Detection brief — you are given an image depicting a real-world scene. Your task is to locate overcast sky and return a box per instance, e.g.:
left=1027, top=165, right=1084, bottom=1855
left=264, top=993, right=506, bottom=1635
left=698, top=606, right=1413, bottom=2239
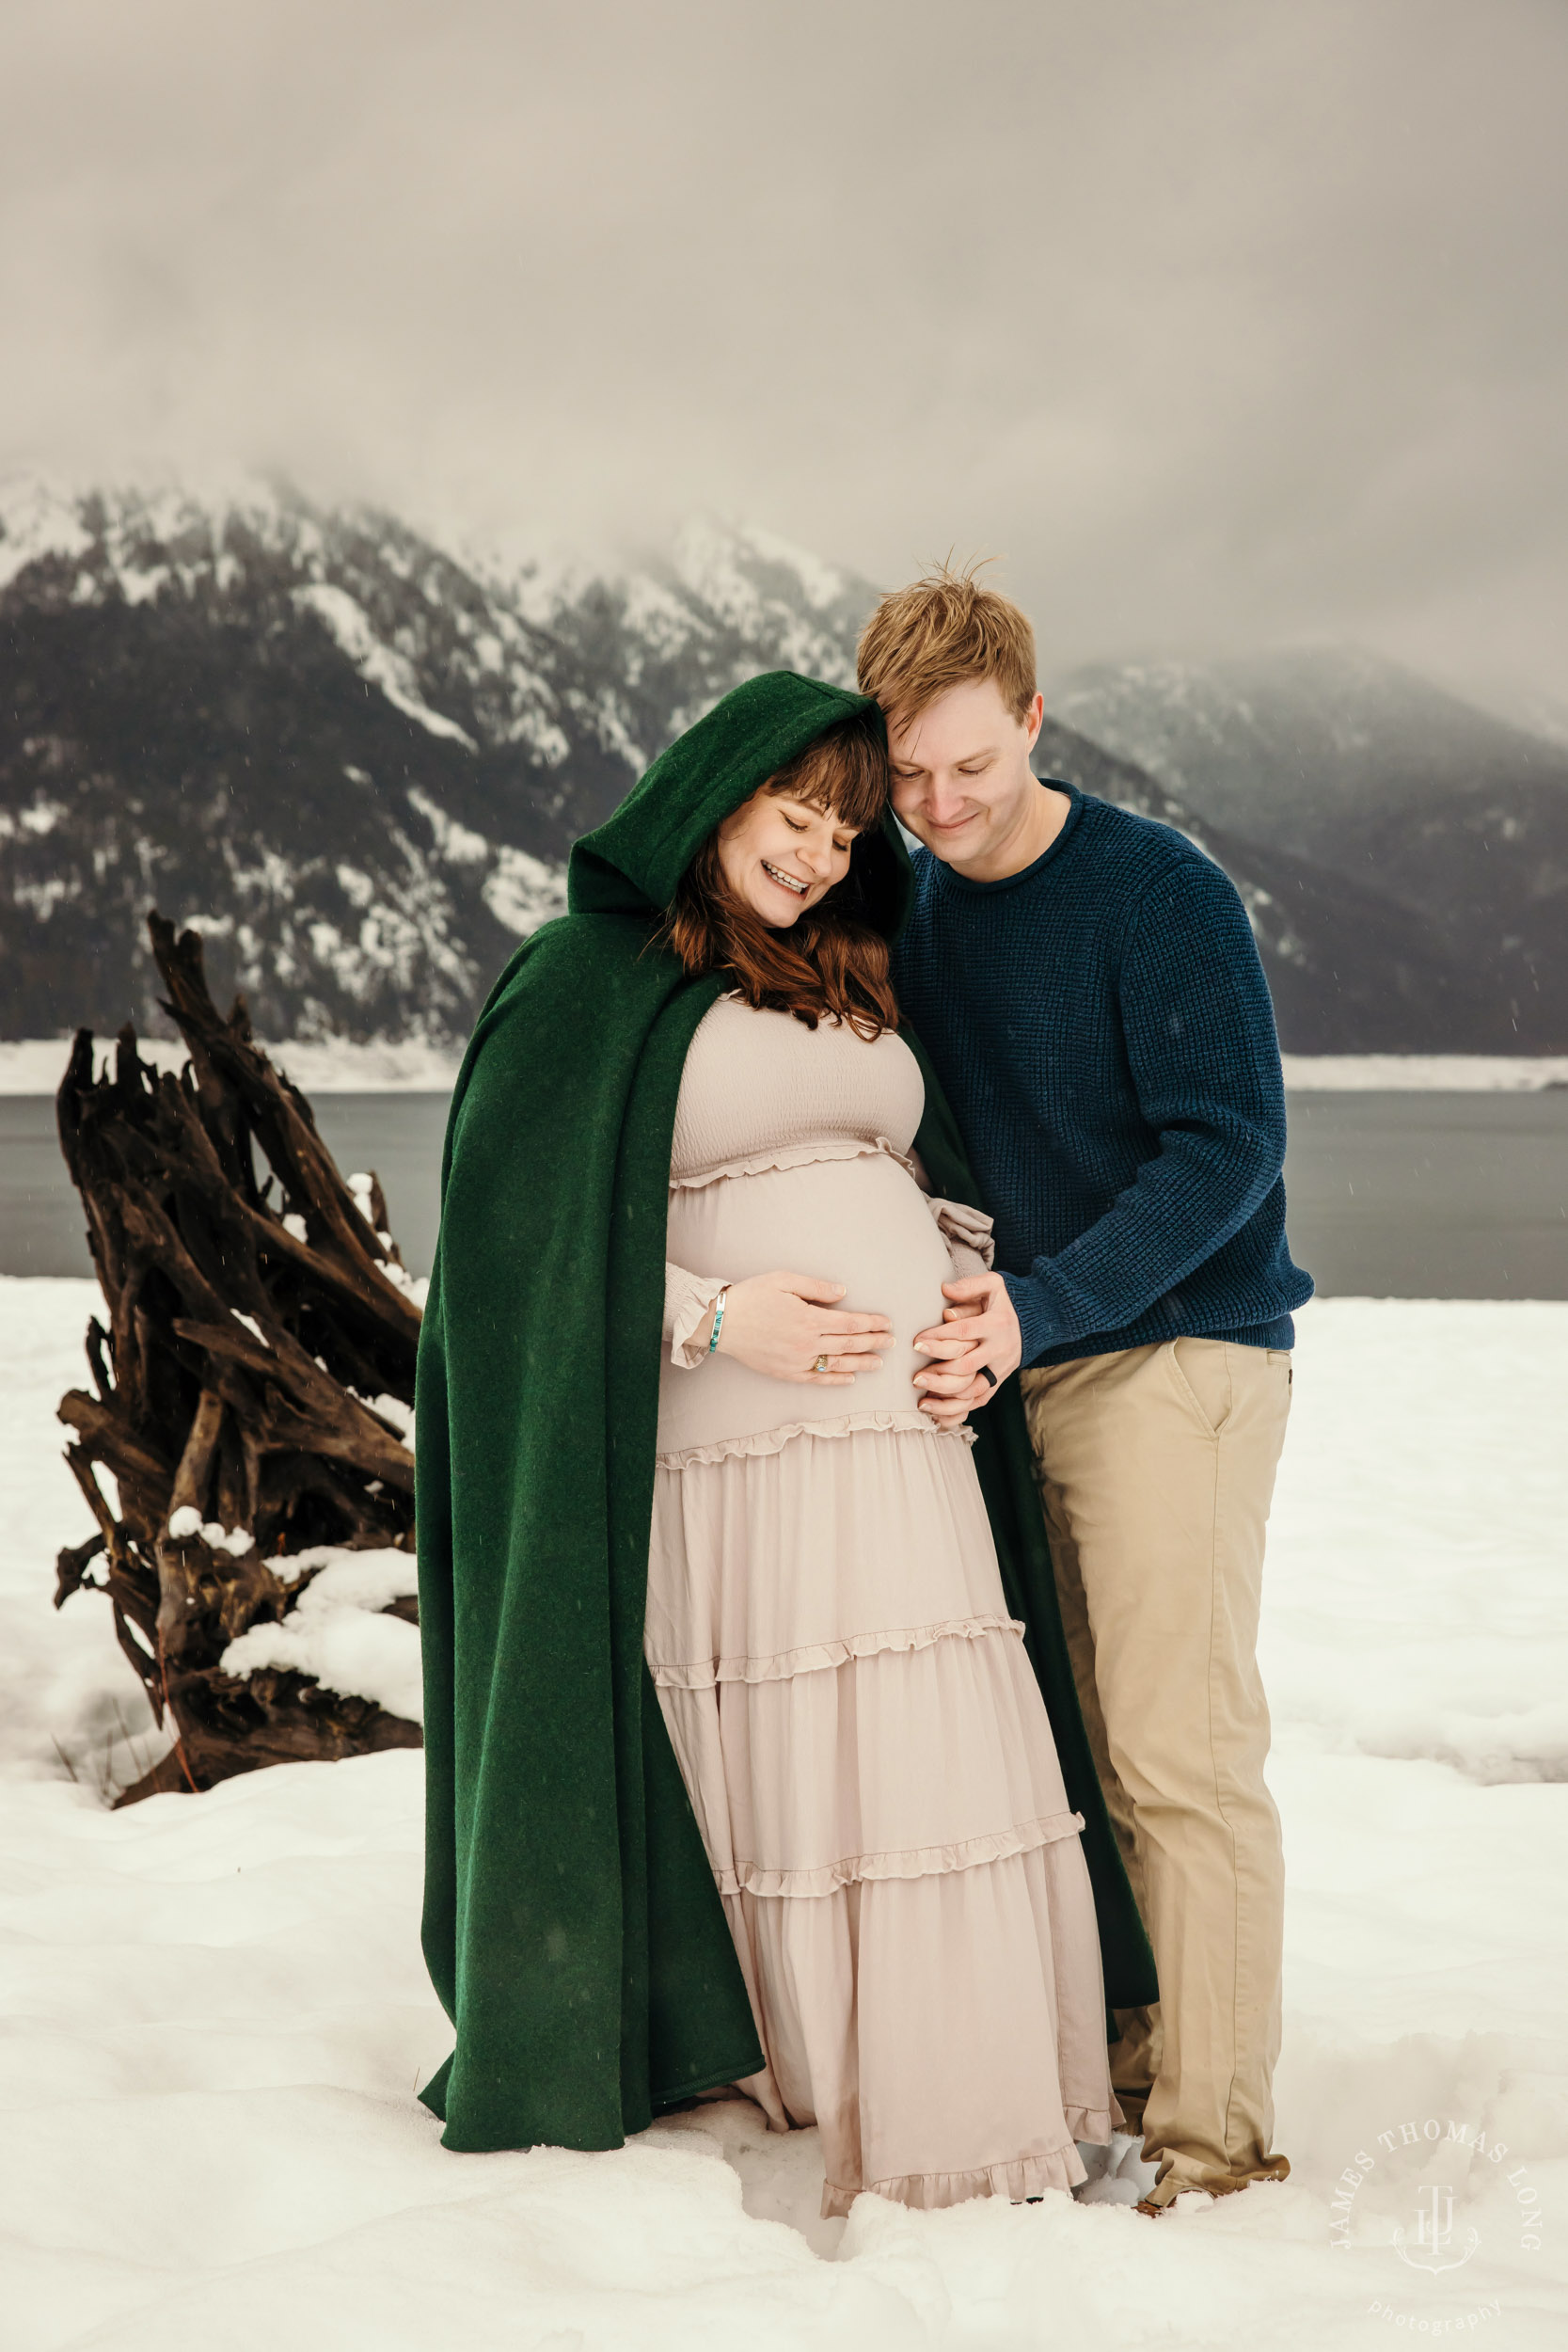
left=2, top=0, right=1566, bottom=702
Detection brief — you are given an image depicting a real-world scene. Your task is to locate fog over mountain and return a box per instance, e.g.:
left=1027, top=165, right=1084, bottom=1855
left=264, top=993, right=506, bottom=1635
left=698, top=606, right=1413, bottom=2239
left=2, top=478, right=1564, bottom=1055
left=1049, top=655, right=1568, bottom=1052
left=1, top=3, right=1564, bottom=707
left=1050, top=652, right=1568, bottom=869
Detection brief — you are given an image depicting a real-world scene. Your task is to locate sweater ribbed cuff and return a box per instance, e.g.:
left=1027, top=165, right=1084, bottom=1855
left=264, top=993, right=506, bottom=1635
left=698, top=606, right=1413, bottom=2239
left=1000, top=1270, right=1063, bottom=1369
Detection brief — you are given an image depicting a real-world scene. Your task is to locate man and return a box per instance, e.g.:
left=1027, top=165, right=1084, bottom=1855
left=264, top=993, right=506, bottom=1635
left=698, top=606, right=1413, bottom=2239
left=859, top=564, right=1312, bottom=2213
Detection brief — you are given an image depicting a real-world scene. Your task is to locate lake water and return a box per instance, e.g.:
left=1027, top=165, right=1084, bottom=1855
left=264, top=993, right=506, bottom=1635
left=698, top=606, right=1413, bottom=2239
left=5, top=1089, right=1566, bottom=1298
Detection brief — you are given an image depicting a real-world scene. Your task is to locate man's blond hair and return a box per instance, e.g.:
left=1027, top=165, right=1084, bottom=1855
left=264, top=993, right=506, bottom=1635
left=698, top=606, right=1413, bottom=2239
left=856, top=561, right=1037, bottom=726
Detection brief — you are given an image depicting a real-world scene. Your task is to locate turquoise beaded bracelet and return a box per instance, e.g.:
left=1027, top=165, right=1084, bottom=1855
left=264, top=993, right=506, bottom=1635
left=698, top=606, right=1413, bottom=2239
left=707, top=1283, right=731, bottom=1356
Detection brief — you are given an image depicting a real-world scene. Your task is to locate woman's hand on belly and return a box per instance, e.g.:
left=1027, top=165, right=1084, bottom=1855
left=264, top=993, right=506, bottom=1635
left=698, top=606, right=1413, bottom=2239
left=712, top=1272, right=893, bottom=1388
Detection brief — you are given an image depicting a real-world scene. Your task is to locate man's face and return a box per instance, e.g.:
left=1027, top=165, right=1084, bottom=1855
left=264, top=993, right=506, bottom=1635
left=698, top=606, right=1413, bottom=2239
left=887, top=679, right=1046, bottom=870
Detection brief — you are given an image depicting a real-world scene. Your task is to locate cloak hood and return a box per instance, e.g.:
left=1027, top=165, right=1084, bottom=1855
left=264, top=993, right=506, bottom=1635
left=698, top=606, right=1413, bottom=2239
left=567, top=668, right=908, bottom=935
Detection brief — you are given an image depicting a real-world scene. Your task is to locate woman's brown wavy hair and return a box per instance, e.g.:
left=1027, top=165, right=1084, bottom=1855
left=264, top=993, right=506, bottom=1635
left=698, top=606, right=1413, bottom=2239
left=660, top=708, right=899, bottom=1039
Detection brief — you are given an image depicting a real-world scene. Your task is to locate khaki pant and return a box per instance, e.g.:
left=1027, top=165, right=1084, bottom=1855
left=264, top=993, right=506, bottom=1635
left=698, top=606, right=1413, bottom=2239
left=1020, top=1337, right=1292, bottom=2204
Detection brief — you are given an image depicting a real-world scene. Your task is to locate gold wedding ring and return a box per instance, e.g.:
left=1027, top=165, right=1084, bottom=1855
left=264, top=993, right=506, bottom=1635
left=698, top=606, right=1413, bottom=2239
left=813, top=1353, right=830, bottom=1373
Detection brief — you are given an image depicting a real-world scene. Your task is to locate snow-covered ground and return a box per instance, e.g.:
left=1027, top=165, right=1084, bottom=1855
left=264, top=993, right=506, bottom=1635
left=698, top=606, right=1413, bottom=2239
left=6, top=1040, right=1568, bottom=1097
left=1278, top=1056, right=1568, bottom=1092
left=2, top=1279, right=1565, bottom=2349
left=0, top=1038, right=465, bottom=1096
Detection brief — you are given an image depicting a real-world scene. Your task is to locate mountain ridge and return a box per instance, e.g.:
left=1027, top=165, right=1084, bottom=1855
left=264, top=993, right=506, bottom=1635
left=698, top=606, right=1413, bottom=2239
left=3, top=477, right=1563, bottom=1052
left=1047, top=647, right=1568, bottom=1050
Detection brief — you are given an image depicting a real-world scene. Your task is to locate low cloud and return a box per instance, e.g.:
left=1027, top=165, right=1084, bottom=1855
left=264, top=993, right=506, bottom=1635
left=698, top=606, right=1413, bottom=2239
left=2, top=0, right=1565, bottom=699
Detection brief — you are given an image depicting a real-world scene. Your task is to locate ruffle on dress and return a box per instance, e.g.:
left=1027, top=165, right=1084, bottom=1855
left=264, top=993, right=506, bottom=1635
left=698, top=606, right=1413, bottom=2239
left=707, top=1812, right=1086, bottom=1901
left=671, top=1134, right=920, bottom=1191
left=822, top=2116, right=1121, bottom=2220
left=664, top=1262, right=727, bottom=1371
left=923, top=1191, right=995, bottom=1271
left=648, top=1606, right=1027, bottom=1691
left=656, top=1407, right=975, bottom=1470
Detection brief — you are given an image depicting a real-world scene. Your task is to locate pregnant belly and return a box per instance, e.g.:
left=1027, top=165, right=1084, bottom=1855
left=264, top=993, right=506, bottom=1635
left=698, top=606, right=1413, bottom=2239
left=657, top=1152, right=957, bottom=1461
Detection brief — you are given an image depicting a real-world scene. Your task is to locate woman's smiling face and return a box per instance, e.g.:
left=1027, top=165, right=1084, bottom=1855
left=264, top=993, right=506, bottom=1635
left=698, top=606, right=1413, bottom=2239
left=715, top=788, right=860, bottom=927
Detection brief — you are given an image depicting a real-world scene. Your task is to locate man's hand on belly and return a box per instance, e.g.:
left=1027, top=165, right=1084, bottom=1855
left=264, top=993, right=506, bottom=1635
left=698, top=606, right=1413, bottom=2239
left=912, top=1274, right=1023, bottom=1424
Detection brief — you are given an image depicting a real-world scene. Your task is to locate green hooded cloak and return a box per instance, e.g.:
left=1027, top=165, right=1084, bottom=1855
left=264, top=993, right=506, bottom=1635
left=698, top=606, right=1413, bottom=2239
left=416, top=669, right=1155, bottom=2156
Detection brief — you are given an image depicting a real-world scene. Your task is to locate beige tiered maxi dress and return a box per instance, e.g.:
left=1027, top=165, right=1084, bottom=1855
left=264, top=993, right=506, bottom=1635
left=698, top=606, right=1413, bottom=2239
left=649, top=997, right=1118, bottom=2217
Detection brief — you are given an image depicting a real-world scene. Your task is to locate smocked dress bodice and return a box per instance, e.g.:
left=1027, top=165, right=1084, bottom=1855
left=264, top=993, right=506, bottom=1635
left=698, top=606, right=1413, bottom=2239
left=670, top=990, right=926, bottom=1178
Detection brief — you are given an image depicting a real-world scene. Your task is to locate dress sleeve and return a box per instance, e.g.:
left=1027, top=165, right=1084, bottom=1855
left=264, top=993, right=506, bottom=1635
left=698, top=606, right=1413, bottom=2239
left=664, top=1261, right=727, bottom=1370
left=924, top=1195, right=996, bottom=1280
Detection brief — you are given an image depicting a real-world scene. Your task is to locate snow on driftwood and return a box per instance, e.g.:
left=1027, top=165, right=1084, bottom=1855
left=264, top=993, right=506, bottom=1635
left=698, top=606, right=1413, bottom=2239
left=223, top=1547, right=423, bottom=1727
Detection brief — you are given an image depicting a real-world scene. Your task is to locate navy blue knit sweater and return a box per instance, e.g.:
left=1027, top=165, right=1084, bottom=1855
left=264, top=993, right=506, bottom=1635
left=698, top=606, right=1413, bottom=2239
left=894, top=784, right=1313, bottom=1369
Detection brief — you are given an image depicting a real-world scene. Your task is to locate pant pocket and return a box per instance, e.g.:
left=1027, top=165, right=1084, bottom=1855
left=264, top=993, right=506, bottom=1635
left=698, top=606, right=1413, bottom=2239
left=1167, top=1337, right=1233, bottom=1438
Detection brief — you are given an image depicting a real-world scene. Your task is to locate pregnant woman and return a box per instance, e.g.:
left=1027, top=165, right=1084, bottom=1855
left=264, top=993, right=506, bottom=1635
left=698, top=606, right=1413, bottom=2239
left=416, top=672, right=1154, bottom=2214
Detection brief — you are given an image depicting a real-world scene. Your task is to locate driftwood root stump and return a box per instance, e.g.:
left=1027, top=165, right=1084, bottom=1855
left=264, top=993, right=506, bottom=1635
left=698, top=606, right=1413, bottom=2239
left=55, top=913, right=425, bottom=1804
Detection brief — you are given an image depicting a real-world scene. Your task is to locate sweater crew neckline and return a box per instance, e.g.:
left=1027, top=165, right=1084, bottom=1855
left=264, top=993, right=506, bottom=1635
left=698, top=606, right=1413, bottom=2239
left=927, top=781, right=1085, bottom=897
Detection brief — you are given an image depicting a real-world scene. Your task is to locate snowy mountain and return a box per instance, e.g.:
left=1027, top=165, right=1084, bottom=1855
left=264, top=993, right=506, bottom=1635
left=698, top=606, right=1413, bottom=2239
left=2, top=481, right=1563, bottom=1052
left=1049, top=651, right=1568, bottom=1049
left=0, top=478, right=864, bottom=1042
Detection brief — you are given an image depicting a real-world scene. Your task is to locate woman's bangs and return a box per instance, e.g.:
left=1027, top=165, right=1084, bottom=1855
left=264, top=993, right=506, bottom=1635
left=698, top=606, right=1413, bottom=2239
left=768, top=719, right=889, bottom=834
